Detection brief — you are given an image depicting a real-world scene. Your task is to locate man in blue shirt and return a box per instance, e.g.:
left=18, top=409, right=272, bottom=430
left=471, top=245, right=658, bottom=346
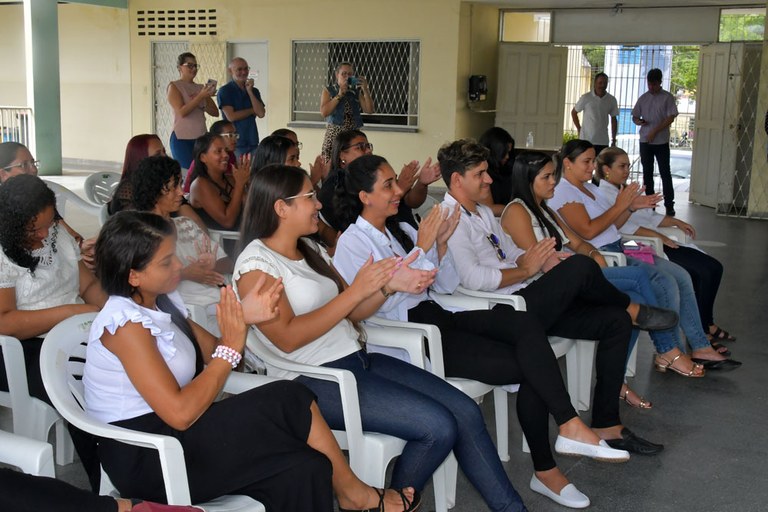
left=217, top=57, right=266, bottom=157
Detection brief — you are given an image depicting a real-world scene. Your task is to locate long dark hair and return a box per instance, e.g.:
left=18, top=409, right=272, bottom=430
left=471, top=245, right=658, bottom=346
left=131, top=156, right=182, bottom=212
left=510, top=151, right=564, bottom=250
left=335, top=155, right=414, bottom=253
left=0, top=174, right=57, bottom=272
left=240, top=164, right=345, bottom=294
left=479, top=127, right=515, bottom=175
left=95, top=211, right=203, bottom=375
left=250, top=135, right=294, bottom=177
left=190, top=133, right=221, bottom=183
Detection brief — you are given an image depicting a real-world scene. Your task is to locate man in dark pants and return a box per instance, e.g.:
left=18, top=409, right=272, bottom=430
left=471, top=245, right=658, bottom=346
left=632, top=68, right=679, bottom=216
left=437, top=139, right=672, bottom=459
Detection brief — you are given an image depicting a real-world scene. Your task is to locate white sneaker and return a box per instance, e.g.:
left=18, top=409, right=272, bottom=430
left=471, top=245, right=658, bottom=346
left=530, top=474, right=590, bottom=509
left=555, top=435, right=630, bottom=462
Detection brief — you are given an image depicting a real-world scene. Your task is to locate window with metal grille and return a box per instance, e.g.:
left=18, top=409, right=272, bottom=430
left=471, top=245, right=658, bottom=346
left=291, top=40, right=420, bottom=130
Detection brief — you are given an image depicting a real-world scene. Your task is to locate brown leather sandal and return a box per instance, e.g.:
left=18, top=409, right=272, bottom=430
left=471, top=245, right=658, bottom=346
left=620, top=387, right=653, bottom=409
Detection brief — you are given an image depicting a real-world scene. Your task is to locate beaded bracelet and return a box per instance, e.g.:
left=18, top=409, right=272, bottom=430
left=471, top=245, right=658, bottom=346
left=211, top=344, right=242, bottom=369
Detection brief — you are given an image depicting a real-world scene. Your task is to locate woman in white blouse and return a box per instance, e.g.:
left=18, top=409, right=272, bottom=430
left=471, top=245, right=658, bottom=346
left=85, top=210, right=417, bottom=512
left=331, top=155, right=649, bottom=509
left=593, top=147, right=737, bottom=359
left=0, top=174, right=105, bottom=403
left=234, top=163, right=554, bottom=512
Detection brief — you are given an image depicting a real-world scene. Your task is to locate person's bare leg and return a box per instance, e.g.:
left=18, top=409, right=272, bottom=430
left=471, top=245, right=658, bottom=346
left=656, top=347, right=705, bottom=375
left=305, top=402, right=414, bottom=511
left=558, top=416, right=602, bottom=445
left=690, top=345, right=727, bottom=361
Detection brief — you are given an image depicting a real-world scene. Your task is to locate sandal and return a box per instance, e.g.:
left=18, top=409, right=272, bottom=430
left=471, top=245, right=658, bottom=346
left=339, top=488, right=421, bottom=512
left=707, top=338, right=732, bottom=356
left=620, top=386, right=653, bottom=409
left=654, top=353, right=705, bottom=378
left=709, top=325, right=736, bottom=342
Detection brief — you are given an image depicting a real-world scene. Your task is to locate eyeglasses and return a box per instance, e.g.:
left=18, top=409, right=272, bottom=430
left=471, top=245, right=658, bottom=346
left=486, top=233, right=507, bottom=261
left=182, top=63, right=199, bottom=70
left=342, top=142, right=373, bottom=152
left=294, top=141, right=303, bottom=150
left=220, top=133, right=240, bottom=140
left=2, top=159, right=40, bottom=172
left=234, top=66, right=251, bottom=72
left=284, top=190, right=316, bottom=201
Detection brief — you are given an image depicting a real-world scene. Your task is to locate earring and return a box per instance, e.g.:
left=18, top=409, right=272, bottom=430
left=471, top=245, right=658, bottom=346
left=605, top=172, right=610, bottom=180
left=341, top=159, right=346, bottom=164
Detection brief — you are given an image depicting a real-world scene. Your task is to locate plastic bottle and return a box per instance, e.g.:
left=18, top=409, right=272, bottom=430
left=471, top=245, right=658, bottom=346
left=526, top=131, right=535, bottom=148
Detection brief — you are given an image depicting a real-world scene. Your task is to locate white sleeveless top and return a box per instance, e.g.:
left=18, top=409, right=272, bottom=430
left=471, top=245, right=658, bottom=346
left=233, top=239, right=360, bottom=380
left=502, top=198, right=571, bottom=246
left=84, top=292, right=197, bottom=424
left=549, top=179, right=621, bottom=249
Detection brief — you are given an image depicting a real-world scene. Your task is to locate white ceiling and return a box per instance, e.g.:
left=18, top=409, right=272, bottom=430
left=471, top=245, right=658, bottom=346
left=473, top=0, right=765, bottom=8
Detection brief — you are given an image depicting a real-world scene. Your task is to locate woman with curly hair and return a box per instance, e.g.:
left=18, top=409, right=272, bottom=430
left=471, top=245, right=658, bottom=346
left=0, top=175, right=106, bottom=402
left=132, top=155, right=230, bottom=332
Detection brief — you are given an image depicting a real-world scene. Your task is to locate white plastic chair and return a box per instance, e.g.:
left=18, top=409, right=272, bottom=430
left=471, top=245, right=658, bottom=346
left=246, top=328, right=452, bottom=512
left=40, top=313, right=267, bottom=512
left=0, top=335, right=74, bottom=466
left=621, top=234, right=668, bottom=260
left=43, top=180, right=102, bottom=219
left=0, top=429, right=56, bottom=477
left=84, top=172, right=121, bottom=205
left=656, top=226, right=692, bottom=244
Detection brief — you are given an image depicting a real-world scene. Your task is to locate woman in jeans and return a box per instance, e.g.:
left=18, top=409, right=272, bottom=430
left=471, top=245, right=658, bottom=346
left=550, top=140, right=740, bottom=375
left=234, top=164, right=535, bottom=512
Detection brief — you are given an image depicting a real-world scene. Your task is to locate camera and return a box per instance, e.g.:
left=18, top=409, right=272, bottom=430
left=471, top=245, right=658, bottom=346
left=348, top=76, right=359, bottom=89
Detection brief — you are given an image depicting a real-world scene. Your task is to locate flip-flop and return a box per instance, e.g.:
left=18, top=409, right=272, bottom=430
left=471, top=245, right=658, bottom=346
left=709, top=326, right=736, bottom=342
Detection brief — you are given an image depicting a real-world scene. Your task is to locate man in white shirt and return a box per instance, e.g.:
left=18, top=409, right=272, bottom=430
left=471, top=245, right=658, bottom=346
left=571, top=73, right=619, bottom=156
left=437, top=138, right=671, bottom=455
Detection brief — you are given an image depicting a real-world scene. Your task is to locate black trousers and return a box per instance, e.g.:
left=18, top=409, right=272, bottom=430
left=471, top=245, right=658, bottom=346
left=663, top=245, right=723, bottom=329
left=514, top=255, right=632, bottom=430
left=640, top=142, right=674, bottom=209
left=408, top=300, right=578, bottom=472
left=99, top=381, right=333, bottom=512
left=0, top=468, right=116, bottom=512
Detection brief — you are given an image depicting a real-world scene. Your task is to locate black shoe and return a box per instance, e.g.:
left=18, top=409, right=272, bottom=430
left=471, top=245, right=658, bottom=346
left=605, top=428, right=664, bottom=455
left=634, top=304, right=678, bottom=331
left=666, top=207, right=676, bottom=216
left=691, top=358, right=742, bottom=371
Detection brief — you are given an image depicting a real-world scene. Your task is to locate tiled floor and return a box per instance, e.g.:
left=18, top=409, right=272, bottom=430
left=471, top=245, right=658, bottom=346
left=2, top=176, right=766, bottom=511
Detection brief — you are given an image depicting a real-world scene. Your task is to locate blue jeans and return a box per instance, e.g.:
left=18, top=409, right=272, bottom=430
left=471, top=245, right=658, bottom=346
left=169, top=132, right=195, bottom=169
left=297, top=351, right=527, bottom=512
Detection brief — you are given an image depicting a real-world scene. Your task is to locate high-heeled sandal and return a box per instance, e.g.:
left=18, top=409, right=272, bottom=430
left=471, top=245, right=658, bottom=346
left=654, top=353, right=705, bottom=378
left=339, top=488, right=421, bottom=512
left=620, top=387, right=653, bottom=409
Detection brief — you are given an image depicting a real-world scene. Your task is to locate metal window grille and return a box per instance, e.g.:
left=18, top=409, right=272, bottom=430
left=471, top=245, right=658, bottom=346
left=292, top=40, right=420, bottom=128
left=0, top=106, right=34, bottom=154
left=136, top=8, right=218, bottom=37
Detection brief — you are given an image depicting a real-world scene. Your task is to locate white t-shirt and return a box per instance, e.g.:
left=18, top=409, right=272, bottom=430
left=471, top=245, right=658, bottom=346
left=84, top=292, right=197, bottom=424
left=0, top=225, right=83, bottom=311
left=573, top=91, right=619, bottom=146
left=333, top=216, right=460, bottom=322
left=233, top=238, right=360, bottom=380
left=549, top=179, right=621, bottom=249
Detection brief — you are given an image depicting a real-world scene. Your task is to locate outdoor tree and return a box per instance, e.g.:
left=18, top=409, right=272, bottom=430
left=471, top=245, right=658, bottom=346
left=672, top=46, right=698, bottom=98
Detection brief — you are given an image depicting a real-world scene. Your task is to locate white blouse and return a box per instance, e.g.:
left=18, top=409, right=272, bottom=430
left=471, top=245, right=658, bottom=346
left=333, top=216, right=460, bottom=322
left=84, top=292, right=197, bottom=424
left=549, top=179, right=621, bottom=249
left=173, top=216, right=227, bottom=307
left=233, top=238, right=360, bottom=380
left=502, top=198, right=571, bottom=246
left=595, top=181, right=665, bottom=235
left=0, top=225, right=83, bottom=311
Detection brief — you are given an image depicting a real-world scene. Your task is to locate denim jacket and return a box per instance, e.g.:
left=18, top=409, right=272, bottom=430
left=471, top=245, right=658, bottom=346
left=325, top=85, right=363, bottom=128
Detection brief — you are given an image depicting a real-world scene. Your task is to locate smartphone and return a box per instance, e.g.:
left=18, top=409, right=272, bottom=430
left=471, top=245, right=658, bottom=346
left=348, top=76, right=359, bottom=88
left=206, top=79, right=217, bottom=89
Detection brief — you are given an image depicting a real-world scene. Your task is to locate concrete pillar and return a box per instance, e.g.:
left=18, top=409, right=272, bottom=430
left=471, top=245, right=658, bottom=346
left=24, top=0, right=62, bottom=176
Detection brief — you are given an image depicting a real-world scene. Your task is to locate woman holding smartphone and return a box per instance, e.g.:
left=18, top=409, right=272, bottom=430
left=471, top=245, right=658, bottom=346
left=167, top=52, right=219, bottom=169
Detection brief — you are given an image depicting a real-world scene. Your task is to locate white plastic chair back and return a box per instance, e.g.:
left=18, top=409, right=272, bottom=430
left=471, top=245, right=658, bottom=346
left=43, top=180, right=102, bottom=219
left=40, top=313, right=266, bottom=511
left=0, top=430, right=55, bottom=477
left=84, top=172, right=121, bottom=205
left=0, top=335, right=74, bottom=466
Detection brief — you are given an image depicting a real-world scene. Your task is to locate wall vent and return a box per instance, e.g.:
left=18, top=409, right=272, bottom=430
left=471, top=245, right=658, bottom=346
left=136, top=8, right=217, bottom=37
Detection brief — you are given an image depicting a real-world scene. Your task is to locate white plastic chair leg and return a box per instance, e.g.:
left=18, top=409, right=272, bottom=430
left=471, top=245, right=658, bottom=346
left=567, top=340, right=596, bottom=411
left=522, top=434, right=530, bottom=454
left=493, top=387, right=510, bottom=462
left=434, top=452, right=457, bottom=511
left=54, top=419, right=75, bottom=465
left=625, top=339, right=639, bottom=378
